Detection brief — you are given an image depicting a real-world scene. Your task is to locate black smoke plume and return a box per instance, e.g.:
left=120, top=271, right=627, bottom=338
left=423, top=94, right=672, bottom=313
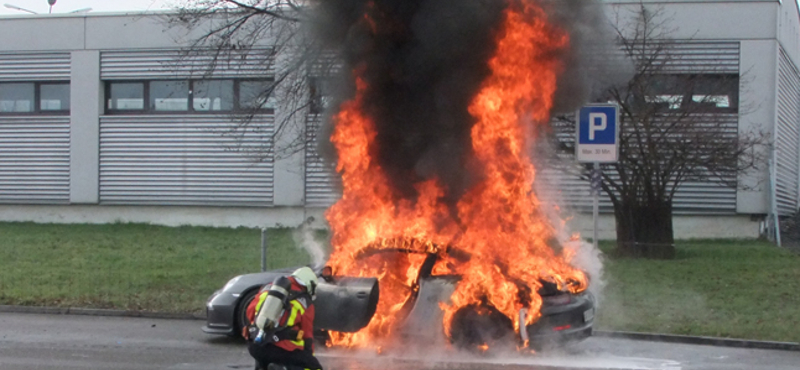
left=311, top=0, right=613, bottom=203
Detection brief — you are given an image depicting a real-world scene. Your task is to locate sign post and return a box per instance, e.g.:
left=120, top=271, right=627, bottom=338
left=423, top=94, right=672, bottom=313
left=576, top=104, right=619, bottom=250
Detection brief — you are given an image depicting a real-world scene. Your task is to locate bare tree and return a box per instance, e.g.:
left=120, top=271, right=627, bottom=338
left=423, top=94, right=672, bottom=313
left=549, top=3, right=766, bottom=259
left=166, top=0, right=335, bottom=160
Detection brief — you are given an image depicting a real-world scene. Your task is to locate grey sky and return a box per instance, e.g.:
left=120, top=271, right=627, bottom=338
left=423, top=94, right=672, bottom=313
left=0, top=0, right=172, bottom=15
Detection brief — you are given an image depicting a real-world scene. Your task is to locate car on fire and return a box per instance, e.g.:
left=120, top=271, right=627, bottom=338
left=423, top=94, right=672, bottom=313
left=203, top=246, right=594, bottom=350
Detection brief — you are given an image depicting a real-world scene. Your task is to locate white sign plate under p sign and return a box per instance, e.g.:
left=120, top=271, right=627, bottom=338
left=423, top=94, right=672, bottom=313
left=576, top=104, right=619, bottom=163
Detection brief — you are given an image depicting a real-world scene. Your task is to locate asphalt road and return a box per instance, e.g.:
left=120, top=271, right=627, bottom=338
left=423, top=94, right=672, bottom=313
left=1, top=312, right=798, bottom=370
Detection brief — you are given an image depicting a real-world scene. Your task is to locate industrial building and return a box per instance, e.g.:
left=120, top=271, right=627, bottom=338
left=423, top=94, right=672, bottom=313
left=0, top=0, right=799, bottom=239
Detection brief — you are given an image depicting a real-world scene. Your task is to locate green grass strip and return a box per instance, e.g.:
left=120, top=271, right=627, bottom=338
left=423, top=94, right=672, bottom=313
left=0, top=222, right=311, bottom=314
left=597, top=239, right=800, bottom=343
left=2, top=222, right=799, bottom=342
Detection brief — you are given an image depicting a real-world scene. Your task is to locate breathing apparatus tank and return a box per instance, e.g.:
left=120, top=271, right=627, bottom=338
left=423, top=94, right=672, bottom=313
left=255, top=275, right=293, bottom=331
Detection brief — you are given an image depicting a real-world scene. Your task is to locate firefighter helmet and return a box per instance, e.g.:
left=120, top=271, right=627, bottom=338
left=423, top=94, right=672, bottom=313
left=291, top=267, right=318, bottom=298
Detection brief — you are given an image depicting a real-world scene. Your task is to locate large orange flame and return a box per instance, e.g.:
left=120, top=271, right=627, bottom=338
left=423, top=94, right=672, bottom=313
left=325, top=0, right=587, bottom=350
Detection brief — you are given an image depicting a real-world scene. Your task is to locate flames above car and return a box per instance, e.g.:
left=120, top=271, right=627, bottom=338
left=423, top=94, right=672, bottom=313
left=320, top=0, right=589, bottom=351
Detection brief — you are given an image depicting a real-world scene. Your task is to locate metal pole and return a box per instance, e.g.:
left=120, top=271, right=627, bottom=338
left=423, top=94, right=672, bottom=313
left=261, top=228, right=268, bottom=272
left=593, top=162, right=600, bottom=251
left=769, top=147, right=781, bottom=247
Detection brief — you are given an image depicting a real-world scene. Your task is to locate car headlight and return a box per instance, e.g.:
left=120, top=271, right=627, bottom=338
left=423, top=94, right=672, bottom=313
left=222, top=275, right=242, bottom=292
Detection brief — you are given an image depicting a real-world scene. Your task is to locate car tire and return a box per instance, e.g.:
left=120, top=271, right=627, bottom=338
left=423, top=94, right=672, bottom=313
left=235, top=288, right=259, bottom=339
left=449, top=304, right=516, bottom=352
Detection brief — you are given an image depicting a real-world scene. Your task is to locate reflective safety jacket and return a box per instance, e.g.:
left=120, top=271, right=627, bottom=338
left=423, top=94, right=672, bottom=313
left=246, top=276, right=315, bottom=352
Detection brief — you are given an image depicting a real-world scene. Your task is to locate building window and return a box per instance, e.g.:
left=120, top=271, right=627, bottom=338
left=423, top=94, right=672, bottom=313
left=193, top=79, right=234, bottom=111
left=150, top=80, right=189, bottom=111
left=0, top=82, right=70, bottom=114
left=108, top=82, right=145, bottom=110
left=105, top=79, right=274, bottom=114
left=309, top=77, right=333, bottom=114
left=40, top=83, right=70, bottom=111
left=643, top=74, right=739, bottom=113
left=0, top=83, right=34, bottom=113
left=239, top=80, right=276, bottom=110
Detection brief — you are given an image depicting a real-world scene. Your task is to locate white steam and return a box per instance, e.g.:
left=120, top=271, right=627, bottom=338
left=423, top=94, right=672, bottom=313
left=292, top=217, right=328, bottom=268
left=532, top=148, right=606, bottom=304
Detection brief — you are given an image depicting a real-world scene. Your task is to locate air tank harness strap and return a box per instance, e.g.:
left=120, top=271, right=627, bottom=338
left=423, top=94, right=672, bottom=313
left=254, top=327, right=304, bottom=344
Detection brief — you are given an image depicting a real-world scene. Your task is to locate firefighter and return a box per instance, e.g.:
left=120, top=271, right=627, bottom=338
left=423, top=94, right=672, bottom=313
left=244, top=266, right=323, bottom=370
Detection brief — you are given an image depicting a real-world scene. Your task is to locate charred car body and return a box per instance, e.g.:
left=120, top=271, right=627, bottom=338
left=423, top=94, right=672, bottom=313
left=203, top=247, right=594, bottom=350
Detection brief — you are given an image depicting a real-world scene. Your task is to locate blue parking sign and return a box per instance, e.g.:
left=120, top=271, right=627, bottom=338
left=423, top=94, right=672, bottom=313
left=576, top=104, right=619, bottom=163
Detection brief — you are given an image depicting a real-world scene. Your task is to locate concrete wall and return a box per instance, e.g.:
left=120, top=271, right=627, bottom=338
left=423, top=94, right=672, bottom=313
left=738, top=40, right=777, bottom=214
left=69, top=50, right=101, bottom=204
left=567, top=213, right=761, bottom=240
left=777, top=0, right=800, bottom=62
left=604, top=0, right=778, bottom=40
left=0, top=204, right=309, bottom=228
left=0, top=12, right=280, bottom=52
left=0, top=204, right=762, bottom=239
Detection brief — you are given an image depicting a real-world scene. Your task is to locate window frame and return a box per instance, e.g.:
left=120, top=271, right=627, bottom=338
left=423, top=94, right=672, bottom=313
left=0, top=81, right=70, bottom=115
left=639, top=73, right=739, bottom=114
left=104, top=79, right=276, bottom=115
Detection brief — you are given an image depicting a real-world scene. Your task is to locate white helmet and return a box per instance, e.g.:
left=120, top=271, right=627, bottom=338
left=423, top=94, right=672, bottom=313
left=291, top=267, right=319, bottom=297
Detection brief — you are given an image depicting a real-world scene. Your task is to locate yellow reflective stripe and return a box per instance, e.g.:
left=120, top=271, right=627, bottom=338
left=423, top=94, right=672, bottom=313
left=285, top=300, right=305, bottom=327
left=290, top=338, right=305, bottom=347
left=254, top=292, right=268, bottom=315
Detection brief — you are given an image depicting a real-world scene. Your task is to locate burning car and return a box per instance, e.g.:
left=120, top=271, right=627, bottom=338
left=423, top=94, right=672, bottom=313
left=203, top=240, right=594, bottom=351
left=208, top=0, right=597, bottom=354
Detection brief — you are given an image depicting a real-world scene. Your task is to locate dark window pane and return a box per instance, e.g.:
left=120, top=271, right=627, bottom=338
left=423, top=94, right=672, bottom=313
left=193, top=80, right=234, bottom=111
left=108, top=82, right=144, bottom=110
left=150, top=80, right=189, bottom=111
left=691, top=95, right=730, bottom=108
left=0, top=83, right=34, bottom=113
left=40, top=83, right=70, bottom=111
left=642, top=74, right=738, bottom=113
left=239, top=80, right=276, bottom=110
left=310, top=78, right=333, bottom=113
left=645, top=95, right=683, bottom=109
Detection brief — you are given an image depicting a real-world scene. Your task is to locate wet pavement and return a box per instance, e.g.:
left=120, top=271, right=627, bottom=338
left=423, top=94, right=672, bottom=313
left=1, top=312, right=798, bottom=370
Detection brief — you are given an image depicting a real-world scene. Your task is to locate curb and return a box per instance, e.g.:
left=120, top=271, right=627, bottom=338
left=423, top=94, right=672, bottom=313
left=594, top=330, right=800, bottom=352
left=0, top=305, right=205, bottom=321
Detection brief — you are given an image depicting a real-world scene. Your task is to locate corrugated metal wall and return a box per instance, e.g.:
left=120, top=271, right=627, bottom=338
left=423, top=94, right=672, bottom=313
left=0, top=53, right=71, bottom=204
left=100, top=49, right=274, bottom=79
left=656, top=41, right=740, bottom=73
left=775, top=47, right=800, bottom=216
left=99, top=49, right=276, bottom=207
left=99, top=115, right=275, bottom=206
left=304, top=114, right=341, bottom=207
left=0, top=117, right=70, bottom=204
left=0, top=53, right=71, bottom=81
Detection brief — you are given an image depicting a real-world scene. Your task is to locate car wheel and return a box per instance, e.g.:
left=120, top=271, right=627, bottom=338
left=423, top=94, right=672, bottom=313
left=235, top=289, right=259, bottom=339
left=449, top=304, right=516, bottom=352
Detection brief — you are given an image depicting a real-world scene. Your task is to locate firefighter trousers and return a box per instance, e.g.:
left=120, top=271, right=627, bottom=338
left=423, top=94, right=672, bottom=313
left=247, top=341, right=322, bottom=370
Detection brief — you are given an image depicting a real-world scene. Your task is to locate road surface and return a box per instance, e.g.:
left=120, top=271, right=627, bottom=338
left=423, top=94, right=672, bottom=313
left=0, top=312, right=798, bottom=370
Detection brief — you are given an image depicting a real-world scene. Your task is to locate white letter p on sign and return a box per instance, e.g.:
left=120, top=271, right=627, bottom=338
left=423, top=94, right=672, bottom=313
left=588, top=112, right=607, bottom=140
